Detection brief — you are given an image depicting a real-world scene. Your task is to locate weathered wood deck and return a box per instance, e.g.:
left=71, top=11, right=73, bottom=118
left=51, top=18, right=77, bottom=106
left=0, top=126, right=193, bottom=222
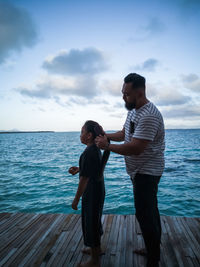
left=0, top=213, right=199, bottom=267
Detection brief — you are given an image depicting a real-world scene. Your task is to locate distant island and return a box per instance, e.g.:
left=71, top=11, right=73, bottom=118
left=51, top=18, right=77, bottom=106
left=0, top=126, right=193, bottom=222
left=0, top=131, right=55, bottom=134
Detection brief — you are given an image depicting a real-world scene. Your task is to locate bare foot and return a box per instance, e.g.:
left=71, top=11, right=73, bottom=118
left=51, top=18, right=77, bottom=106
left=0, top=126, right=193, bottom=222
left=81, top=248, right=105, bottom=255
left=133, top=248, right=147, bottom=256
left=77, top=259, right=100, bottom=267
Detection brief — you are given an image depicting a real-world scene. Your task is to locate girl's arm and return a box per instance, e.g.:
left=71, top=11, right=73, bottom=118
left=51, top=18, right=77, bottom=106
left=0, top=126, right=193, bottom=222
left=72, top=176, right=89, bottom=210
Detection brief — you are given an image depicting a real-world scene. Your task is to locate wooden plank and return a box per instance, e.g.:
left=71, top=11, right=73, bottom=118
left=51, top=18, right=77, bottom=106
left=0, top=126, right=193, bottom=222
left=165, top=216, right=191, bottom=267
left=101, top=214, right=118, bottom=267
left=0, top=213, right=27, bottom=235
left=178, top=217, right=200, bottom=265
left=45, top=214, right=81, bottom=267
left=175, top=217, right=200, bottom=267
left=125, top=214, right=134, bottom=267
left=184, top=217, right=200, bottom=245
left=134, top=215, right=146, bottom=267
left=59, top=216, right=83, bottom=266
left=99, top=214, right=114, bottom=266
left=2, top=214, right=58, bottom=266
left=20, top=213, right=68, bottom=266
left=0, top=214, right=44, bottom=259
left=0, top=213, right=200, bottom=267
left=160, top=217, right=179, bottom=267
left=0, top=248, right=18, bottom=266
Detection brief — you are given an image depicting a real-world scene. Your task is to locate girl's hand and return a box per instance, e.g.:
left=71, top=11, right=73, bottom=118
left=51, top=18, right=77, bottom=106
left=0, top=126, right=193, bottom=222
left=72, top=198, right=79, bottom=210
left=68, top=166, right=79, bottom=175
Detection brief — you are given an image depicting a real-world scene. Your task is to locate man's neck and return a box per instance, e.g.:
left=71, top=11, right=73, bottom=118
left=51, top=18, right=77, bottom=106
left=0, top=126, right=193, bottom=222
left=135, top=98, right=149, bottom=110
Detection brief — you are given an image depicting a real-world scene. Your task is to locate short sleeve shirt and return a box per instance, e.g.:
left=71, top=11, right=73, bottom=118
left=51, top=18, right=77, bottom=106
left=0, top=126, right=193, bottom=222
left=79, top=144, right=102, bottom=182
left=124, top=102, right=165, bottom=178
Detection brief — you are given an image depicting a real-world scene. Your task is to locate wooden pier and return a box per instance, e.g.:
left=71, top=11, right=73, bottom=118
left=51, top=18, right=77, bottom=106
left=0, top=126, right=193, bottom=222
left=0, top=213, right=199, bottom=267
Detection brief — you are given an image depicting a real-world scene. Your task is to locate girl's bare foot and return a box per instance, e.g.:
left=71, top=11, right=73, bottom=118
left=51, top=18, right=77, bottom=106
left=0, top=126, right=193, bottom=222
left=81, top=247, right=105, bottom=255
left=133, top=248, right=147, bottom=256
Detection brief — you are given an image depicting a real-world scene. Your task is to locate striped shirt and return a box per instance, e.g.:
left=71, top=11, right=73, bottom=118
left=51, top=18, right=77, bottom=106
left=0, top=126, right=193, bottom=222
left=124, top=101, right=165, bottom=178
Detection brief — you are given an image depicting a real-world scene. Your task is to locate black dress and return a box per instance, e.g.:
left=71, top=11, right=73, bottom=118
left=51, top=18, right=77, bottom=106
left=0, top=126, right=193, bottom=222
left=79, top=144, right=105, bottom=247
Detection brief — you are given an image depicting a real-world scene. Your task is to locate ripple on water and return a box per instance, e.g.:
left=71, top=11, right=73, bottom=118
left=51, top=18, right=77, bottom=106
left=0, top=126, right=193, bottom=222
left=0, top=130, right=200, bottom=216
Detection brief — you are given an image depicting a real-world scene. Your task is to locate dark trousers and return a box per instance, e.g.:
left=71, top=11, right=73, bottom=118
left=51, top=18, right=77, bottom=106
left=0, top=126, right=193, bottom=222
left=133, top=173, right=161, bottom=265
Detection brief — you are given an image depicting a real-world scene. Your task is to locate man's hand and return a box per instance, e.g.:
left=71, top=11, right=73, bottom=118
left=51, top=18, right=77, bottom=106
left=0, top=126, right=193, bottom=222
left=95, top=135, right=109, bottom=150
left=72, top=198, right=79, bottom=210
left=68, top=166, right=79, bottom=175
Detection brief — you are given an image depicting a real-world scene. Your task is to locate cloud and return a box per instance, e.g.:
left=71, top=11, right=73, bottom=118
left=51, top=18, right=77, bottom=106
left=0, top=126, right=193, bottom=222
left=42, top=48, right=108, bottom=75
left=143, top=17, right=166, bottom=36
left=128, top=17, right=166, bottom=42
left=102, top=79, right=122, bottom=96
left=147, top=83, right=190, bottom=106
left=171, top=0, right=200, bottom=16
left=181, top=74, right=200, bottom=93
left=16, top=47, right=110, bottom=106
left=0, top=1, right=38, bottom=64
left=134, top=58, right=159, bottom=72
left=161, top=104, right=200, bottom=119
left=17, top=75, right=100, bottom=103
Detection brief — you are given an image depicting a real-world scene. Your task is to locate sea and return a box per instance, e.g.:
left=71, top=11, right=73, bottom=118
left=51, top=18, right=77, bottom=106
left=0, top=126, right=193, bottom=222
left=0, top=129, right=199, bottom=217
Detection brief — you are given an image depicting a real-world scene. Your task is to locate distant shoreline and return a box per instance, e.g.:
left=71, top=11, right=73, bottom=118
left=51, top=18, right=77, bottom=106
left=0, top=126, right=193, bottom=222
left=0, top=129, right=199, bottom=134
left=0, top=131, right=55, bottom=134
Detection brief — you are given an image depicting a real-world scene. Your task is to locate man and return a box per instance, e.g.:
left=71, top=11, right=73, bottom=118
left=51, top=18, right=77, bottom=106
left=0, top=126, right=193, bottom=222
left=95, top=73, right=165, bottom=267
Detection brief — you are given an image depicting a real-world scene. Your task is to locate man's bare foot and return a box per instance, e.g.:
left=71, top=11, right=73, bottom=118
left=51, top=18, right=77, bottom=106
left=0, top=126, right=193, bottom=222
left=77, top=259, right=100, bottom=267
left=81, top=248, right=105, bottom=255
left=133, top=248, right=147, bottom=256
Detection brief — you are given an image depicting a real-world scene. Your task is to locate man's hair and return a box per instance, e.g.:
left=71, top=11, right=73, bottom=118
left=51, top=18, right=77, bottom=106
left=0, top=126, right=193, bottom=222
left=124, top=73, right=145, bottom=90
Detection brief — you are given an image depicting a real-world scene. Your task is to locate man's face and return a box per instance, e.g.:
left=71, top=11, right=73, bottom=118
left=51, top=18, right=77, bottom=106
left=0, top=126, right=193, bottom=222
left=122, top=82, right=137, bottom=110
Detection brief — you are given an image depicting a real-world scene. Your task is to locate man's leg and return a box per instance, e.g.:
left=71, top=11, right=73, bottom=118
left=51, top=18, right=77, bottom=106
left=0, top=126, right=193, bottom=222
left=133, top=173, right=161, bottom=267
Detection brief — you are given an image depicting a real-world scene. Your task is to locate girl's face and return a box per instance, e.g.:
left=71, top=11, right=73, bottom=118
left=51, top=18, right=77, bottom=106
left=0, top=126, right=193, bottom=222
left=80, top=125, right=92, bottom=145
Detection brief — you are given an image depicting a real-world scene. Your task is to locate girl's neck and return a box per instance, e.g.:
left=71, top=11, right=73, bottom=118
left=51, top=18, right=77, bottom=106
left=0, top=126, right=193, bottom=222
left=86, top=140, right=95, bottom=147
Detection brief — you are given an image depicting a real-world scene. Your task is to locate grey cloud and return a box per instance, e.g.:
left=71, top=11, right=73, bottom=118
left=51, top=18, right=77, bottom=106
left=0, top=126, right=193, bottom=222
left=17, top=76, right=100, bottom=104
left=147, top=84, right=190, bottom=106
left=0, top=1, right=38, bottom=64
left=109, top=113, right=125, bottom=118
left=181, top=74, right=200, bottom=92
left=182, top=73, right=198, bottom=83
left=113, top=102, right=124, bottom=108
left=19, top=86, right=51, bottom=99
left=129, top=17, right=166, bottom=42
left=143, top=17, right=166, bottom=36
left=134, top=58, right=159, bottom=72
left=162, top=105, right=200, bottom=119
left=102, top=79, right=122, bottom=96
left=155, top=95, right=189, bottom=106
left=58, top=96, right=109, bottom=107
left=171, top=0, right=200, bottom=15
left=42, top=48, right=108, bottom=75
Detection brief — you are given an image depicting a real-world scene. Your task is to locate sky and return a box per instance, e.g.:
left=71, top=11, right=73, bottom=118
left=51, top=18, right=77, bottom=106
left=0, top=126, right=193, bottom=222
left=0, top=0, right=200, bottom=131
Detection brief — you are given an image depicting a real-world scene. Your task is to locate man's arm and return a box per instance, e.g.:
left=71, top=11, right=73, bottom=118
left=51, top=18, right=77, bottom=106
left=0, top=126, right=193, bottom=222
left=95, top=135, right=150, bottom=156
left=106, top=128, right=125, bottom=142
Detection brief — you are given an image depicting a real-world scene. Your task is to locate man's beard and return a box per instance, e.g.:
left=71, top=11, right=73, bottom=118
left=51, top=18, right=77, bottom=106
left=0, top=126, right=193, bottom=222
left=125, top=102, right=136, bottom=110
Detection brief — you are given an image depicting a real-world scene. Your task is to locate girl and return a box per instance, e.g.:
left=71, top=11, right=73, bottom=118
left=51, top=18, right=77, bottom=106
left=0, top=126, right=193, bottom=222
left=69, top=120, right=110, bottom=267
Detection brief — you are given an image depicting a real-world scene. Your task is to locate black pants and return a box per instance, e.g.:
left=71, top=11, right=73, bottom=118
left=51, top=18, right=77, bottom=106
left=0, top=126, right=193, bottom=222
left=81, top=180, right=105, bottom=247
left=133, top=173, right=161, bottom=265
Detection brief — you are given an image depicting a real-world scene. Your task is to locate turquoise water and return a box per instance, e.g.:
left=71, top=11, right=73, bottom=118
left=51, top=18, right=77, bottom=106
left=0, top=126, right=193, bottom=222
left=0, top=129, right=199, bottom=217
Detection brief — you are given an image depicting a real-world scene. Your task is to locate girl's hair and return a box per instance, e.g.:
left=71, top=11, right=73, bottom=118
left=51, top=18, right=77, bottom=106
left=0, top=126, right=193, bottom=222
left=84, top=120, right=110, bottom=176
